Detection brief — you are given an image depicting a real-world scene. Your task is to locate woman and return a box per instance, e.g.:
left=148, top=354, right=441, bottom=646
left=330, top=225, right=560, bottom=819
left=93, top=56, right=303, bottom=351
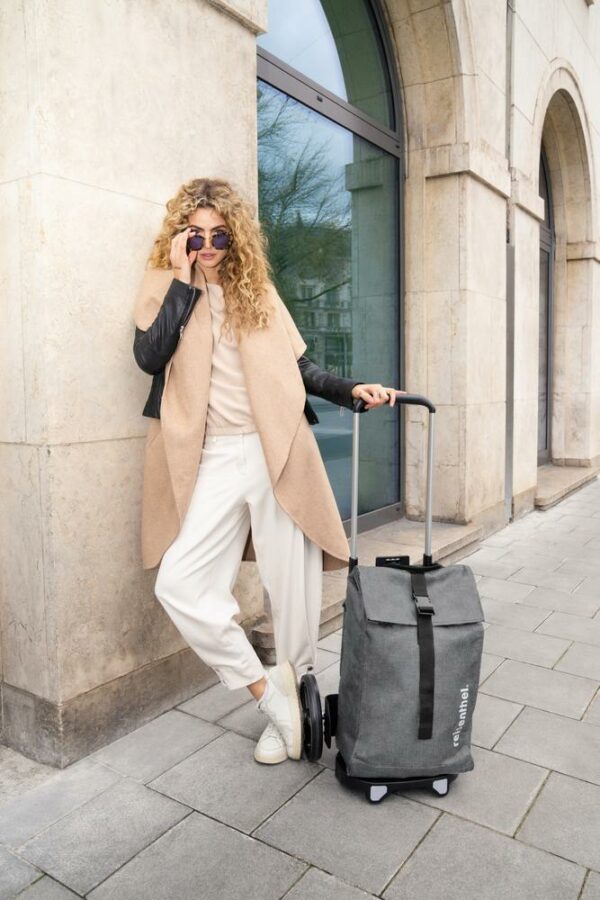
left=133, top=177, right=401, bottom=766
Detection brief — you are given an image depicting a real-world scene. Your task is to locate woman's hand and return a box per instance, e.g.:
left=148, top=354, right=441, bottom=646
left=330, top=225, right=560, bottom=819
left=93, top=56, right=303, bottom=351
left=170, top=227, right=198, bottom=284
left=351, top=383, right=407, bottom=410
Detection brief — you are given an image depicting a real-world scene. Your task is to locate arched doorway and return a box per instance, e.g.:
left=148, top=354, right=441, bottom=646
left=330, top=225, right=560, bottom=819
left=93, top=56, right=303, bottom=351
left=538, top=146, right=555, bottom=465
left=535, top=77, right=596, bottom=472
left=256, top=0, right=403, bottom=526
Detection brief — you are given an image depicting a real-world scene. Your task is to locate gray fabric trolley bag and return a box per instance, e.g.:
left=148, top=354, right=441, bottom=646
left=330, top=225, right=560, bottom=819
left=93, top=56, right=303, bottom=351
left=298, top=392, right=485, bottom=804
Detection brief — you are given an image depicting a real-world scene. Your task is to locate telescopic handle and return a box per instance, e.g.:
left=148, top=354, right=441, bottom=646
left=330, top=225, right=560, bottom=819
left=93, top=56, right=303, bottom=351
left=349, top=392, right=436, bottom=567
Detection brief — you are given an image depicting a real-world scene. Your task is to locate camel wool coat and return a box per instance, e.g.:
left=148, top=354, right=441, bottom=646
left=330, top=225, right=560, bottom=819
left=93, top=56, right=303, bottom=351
left=133, top=265, right=352, bottom=573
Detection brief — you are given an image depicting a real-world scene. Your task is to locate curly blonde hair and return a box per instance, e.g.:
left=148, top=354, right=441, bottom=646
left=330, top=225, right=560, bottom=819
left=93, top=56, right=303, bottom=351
left=147, top=177, right=275, bottom=342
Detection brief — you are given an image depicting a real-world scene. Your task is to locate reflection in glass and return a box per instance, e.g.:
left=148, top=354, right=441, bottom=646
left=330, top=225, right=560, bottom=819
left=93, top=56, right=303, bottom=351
left=258, top=79, right=399, bottom=519
left=257, top=0, right=394, bottom=129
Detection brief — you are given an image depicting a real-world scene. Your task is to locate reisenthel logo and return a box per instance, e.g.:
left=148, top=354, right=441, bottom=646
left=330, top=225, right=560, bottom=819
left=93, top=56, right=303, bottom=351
left=452, top=685, right=470, bottom=747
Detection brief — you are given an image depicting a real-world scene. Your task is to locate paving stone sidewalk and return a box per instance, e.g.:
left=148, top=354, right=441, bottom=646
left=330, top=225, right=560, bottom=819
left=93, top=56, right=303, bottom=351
left=1, top=479, right=600, bottom=899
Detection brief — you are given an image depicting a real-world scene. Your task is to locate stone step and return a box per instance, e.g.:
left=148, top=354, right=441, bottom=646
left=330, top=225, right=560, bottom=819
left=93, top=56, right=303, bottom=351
left=535, top=463, right=600, bottom=509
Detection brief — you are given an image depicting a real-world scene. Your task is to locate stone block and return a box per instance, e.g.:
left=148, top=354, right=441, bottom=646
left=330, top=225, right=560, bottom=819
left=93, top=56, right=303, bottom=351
left=383, top=814, right=584, bottom=899
left=496, top=707, right=600, bottom=784
left=481, top=659, right=598, bottom=718
left=483, top=624, right=570, bottom=667
left=148, top=730, right=320, bottom=834
left=254, top=768, right=439, bottom=895
left=87, top=812, right=306, bottom=900
left=517, top=771, right=600, bottom=870
left=398, top=745, right=547, bottom=835
left=18, top=779, right=189, bottom=895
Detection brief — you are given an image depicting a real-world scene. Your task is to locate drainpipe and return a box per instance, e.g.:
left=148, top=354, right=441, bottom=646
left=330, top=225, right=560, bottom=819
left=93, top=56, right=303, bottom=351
left=504, top=0, right=516, bottom=522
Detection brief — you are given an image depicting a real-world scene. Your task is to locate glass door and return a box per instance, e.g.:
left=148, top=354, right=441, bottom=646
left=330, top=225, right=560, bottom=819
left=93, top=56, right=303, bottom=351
left=257, top=79, right=400, bottom=518
left=257, top=0, right=403, bottom=523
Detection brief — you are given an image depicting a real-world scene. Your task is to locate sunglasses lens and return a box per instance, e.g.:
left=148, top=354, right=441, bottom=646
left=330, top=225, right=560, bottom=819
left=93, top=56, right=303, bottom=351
left=212, top=231, right=231, bottom=250
left=189, top=235, right=204, bottom=251
left=186, top=229, right=231, bottom=251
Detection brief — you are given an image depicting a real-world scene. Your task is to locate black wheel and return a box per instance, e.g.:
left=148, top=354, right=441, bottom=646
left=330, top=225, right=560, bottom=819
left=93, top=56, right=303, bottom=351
left=299, top=673, right=323, bottom=761
left=323, top=694, right=338, bottom=747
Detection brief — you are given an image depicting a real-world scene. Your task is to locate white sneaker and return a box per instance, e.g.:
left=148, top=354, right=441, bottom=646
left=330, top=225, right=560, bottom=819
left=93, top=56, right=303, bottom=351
left=254, top=720, right=288, bottom=765
left=256, top=660, right=303, bottom=760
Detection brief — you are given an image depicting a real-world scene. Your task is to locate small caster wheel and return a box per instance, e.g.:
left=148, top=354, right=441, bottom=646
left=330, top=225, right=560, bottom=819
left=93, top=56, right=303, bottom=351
left=299, top=673, right=323, bottom=761
left=368, top=785, right=388, bottom=803
left=432, top=778, right=449, bottom=796
left=324, top=694, right=338, bottom=747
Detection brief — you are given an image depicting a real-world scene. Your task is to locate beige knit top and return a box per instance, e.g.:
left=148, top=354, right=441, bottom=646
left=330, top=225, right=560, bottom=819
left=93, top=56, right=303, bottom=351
left=204, top=282, right=258, bottom=436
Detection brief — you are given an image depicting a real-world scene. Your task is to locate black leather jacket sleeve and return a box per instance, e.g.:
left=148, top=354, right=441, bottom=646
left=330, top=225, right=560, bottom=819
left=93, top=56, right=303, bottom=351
left=133, top=278, right=201, bottom=375
left=297, top=355, right=364, bottom=410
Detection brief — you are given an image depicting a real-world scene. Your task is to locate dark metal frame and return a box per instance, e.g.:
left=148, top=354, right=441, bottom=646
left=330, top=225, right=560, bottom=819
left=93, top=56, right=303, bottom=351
left=504, top=0, right=515, bottom=521
left=538, top=145, right=555, bottom=465
left=257, top=0, right=407, bottom=536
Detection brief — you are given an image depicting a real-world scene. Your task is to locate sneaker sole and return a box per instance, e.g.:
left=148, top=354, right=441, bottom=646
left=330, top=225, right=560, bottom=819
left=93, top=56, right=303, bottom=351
left=279, top=660, right=303, bottom=760
left=254, top=748, right=288, bottom=765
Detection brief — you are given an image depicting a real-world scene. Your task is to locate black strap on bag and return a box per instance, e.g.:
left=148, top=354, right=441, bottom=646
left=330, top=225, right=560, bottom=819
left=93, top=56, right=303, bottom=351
left=411, top=571, right=435, bottom=740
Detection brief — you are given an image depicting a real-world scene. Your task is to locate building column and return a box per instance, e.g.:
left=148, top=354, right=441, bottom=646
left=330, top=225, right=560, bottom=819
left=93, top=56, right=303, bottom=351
left=0, top=0, right=267, bottom=767
left=404, top=144, right=511, bottom=533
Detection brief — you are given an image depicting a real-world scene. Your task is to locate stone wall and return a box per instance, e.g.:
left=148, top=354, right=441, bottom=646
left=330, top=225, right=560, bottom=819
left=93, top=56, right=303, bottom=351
left=0, top=0, right=269, bottom=766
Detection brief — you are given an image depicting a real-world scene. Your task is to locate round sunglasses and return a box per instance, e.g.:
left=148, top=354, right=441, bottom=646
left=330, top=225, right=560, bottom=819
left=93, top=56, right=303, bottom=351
left=186, top=227, right=232, bottom=254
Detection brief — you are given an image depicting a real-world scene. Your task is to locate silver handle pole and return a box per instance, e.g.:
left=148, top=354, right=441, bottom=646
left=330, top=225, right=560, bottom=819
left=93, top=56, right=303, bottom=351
left=349, top=393, right=436, bottom=565
left=350, top=406, right=360, bottom=560
left=425, top=410, right=435, bottom=559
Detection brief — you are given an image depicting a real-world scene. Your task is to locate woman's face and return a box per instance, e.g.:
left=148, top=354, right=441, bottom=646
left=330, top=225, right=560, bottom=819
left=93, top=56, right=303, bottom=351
left=187, top=207, right=231, bottom=274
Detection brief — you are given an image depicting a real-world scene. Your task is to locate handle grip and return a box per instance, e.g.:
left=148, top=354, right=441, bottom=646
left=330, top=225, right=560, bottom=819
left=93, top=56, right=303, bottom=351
left=352, top=391, right=436, bottom=415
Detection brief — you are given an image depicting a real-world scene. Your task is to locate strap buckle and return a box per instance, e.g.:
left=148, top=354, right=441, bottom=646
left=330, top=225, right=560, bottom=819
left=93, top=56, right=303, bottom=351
left=412, top=591, right=435, bottom=616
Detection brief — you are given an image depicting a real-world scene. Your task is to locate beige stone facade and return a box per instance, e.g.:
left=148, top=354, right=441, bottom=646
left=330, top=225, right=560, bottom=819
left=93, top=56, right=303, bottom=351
left=1, top=0, right=599, bottom=765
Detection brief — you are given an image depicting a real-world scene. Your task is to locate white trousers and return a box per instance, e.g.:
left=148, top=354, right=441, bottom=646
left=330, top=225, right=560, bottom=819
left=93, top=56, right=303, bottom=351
left=154, top=430, right=323, bottom=690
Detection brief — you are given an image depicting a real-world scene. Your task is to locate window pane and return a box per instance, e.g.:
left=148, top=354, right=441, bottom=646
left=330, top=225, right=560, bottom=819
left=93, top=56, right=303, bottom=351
left=258, top=79, right=400, bottom=519
left=257, top=0, right=394, bottom=129
left=538, top=249, right=549, bottom=455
